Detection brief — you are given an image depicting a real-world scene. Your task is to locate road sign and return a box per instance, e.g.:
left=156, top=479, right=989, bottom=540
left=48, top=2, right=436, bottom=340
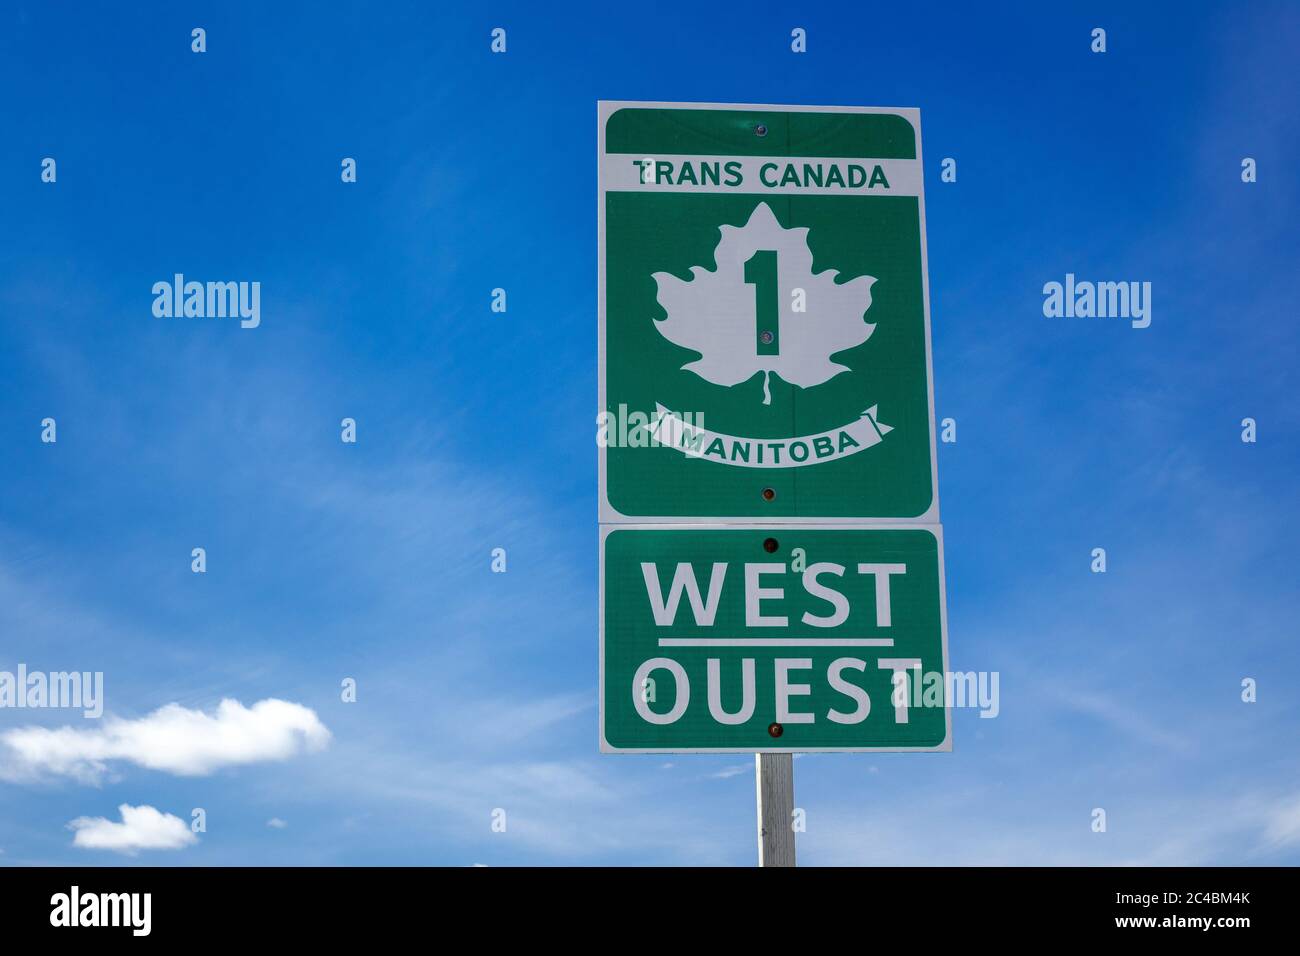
left=600, top=525, right=950, bottom=753
left=599, top=102, right=939, bottom=523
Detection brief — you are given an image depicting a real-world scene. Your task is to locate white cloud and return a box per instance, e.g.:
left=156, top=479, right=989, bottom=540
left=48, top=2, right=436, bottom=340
left=1, top=698, right=330, bottom=784
left=67, top=804, right=197, bottom=855
left=266, top=817, right=287, bottom=829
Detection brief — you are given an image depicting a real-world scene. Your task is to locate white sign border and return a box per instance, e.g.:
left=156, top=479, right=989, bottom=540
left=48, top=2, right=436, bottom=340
left=598, top=522, right=952, bottom=754
left=597, top=100, right=942, bottom=525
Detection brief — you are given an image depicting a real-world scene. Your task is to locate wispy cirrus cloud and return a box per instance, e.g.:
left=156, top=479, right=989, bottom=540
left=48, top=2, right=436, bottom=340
left=1261, top=794, right=1300, bottom=850
left=709, top=763, right=751, bottom=780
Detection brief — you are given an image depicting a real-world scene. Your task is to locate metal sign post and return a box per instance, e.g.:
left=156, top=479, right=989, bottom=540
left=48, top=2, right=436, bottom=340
left=756, top=753, right=796, bottom=867
left=597, top=102, right=946, bottom=868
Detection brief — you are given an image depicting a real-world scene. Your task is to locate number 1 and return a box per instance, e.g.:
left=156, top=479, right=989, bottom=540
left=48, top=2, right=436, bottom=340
left=745, top=249, right=778, bottom=355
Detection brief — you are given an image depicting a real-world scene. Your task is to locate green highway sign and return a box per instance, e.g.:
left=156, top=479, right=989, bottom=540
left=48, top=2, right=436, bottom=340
left=599, top=101, right=939, bottom=523
left=600, top=525, right=950, bottom=753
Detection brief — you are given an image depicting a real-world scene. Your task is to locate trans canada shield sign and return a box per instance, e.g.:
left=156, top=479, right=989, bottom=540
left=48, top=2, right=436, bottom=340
left=600, top=525, right=951, bottom=753
left=599, top=102, right=939, bottom=523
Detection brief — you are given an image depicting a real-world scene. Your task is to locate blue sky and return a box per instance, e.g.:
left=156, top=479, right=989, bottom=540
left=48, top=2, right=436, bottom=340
left=0, top=1, right=1297, bottom=865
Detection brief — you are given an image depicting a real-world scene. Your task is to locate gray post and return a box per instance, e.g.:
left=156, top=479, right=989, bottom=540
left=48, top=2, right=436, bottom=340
left=755, top=752, right=796, bottom=866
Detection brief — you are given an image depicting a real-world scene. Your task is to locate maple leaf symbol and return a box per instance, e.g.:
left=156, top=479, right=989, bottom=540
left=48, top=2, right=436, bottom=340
left=652, top=202, right=876, bottom=404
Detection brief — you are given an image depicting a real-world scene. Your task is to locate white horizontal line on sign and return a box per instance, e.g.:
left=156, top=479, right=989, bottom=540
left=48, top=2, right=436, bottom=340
left=657, top=638, right=895, bottom=647
left=602, top=153, right=922, bottom=196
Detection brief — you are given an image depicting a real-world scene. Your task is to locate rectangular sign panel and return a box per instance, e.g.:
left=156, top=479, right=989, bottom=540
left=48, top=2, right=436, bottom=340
left=598, top=101, right=939, bottom=523
left=600, top=525, right=950, bottom=753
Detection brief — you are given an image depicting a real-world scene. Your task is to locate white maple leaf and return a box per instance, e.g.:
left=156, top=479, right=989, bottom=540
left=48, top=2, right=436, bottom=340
left=652, top=202, right=876, bottom=404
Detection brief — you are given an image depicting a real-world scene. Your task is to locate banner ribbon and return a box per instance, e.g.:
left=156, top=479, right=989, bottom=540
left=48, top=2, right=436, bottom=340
left=648, top=401, right=893, bottom=469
